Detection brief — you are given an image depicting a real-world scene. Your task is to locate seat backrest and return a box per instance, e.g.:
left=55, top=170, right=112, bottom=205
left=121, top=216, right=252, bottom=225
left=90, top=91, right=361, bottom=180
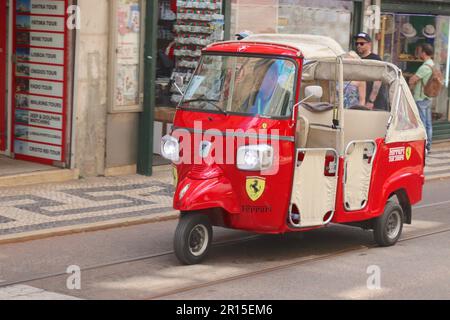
left=296, top=115, right=309, bottom=148
left=298, top=104, right=337, bottom=149
left=344, top=109, right=390, bottom=145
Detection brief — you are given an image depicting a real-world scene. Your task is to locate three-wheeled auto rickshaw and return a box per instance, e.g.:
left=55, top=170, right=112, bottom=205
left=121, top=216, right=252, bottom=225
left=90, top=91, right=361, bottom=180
left=161, top=34, right=427, bottom=265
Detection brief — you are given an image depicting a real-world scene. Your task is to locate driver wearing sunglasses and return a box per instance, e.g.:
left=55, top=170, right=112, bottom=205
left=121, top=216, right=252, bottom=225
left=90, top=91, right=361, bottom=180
left=352, top=32, right=387, bottom=110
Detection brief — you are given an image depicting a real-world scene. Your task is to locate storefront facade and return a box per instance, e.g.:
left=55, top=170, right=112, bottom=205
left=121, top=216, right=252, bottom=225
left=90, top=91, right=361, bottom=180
left=380, top=0, right=450, bottom=140
left=0, top=0, right=139, bottom=177
left=0, top=1, right=74, bottom=168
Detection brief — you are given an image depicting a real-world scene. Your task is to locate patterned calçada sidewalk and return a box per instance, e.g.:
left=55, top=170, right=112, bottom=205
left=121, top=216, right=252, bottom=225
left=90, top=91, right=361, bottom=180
left=0, top=169, right=176, bottom=240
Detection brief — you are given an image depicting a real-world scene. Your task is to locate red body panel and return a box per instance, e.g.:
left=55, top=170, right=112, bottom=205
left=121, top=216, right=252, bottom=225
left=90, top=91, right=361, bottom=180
left=170, top=41, right=426, bottom=234
left=332, top=139, right=425, bottom=224
left=204, top=41, right=302, bottom=58
left=173, top=44, right=303, bottom=233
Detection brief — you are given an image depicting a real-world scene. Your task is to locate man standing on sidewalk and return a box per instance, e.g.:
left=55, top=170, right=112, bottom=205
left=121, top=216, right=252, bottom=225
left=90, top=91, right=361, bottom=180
left=409, top=43, right=435, bottom=154
left=353, top=32, right=388, bottom=110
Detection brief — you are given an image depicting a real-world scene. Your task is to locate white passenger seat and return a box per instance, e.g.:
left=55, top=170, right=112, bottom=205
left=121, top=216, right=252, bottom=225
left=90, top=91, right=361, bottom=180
left=296, top=115, right=309, bottom=148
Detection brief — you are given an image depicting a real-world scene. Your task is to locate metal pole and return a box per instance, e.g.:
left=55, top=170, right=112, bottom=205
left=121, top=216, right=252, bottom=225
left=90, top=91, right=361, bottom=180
left=137, top=0, right=158, bottom=176
left=338, top=57, right=345, bottom=155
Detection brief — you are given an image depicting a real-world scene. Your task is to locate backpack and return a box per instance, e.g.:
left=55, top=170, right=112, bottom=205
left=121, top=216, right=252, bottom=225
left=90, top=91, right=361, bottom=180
left=423, top=64, right=444, bottom=97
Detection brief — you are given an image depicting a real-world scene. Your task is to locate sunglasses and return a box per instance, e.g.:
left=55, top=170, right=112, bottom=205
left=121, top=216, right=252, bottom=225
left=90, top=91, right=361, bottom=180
left=356, top=42, right=367, bottom=46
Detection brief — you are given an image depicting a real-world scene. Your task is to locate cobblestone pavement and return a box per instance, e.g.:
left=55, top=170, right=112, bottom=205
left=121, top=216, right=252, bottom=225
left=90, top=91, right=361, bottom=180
left=0, top=142, right=449, bottom=241
left=0, top=168, right=175, bottom=238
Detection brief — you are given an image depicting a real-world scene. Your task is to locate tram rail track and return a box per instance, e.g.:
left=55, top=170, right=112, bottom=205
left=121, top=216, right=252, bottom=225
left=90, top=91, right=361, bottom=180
left=0, top=234, right=262, bottom=289
left=143, top=227, right=450, bottom=300
left=0, top=199, right=449, bottom=296
left=1, top=226, right=449, bottom=296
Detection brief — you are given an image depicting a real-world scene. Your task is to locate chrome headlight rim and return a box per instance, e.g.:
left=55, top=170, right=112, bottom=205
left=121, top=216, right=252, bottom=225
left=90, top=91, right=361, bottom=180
left=237, top=144, right=274, bottom=171
left=161, top=135, right=180, bottom=162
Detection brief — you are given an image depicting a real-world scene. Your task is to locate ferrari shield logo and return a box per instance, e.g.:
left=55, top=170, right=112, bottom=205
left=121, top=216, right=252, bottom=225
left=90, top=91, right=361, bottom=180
left=246, top=177, right=266, bottom=202
left=406, top=147, right=412, bottom=161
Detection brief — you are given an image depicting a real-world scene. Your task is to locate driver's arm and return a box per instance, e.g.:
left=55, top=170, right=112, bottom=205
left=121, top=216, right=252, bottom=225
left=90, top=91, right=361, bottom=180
left=368, top=80, right=382, bottom=104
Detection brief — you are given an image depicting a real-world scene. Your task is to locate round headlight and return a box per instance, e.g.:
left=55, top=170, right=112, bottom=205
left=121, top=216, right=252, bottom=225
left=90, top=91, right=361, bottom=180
left=163, top=140, right=177, bottom=156
left=161, top=136, right=180, bottom=161
left=244, top=150, right=259, bottom=167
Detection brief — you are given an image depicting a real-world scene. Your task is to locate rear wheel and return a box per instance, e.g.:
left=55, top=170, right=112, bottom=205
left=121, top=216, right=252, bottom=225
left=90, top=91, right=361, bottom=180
left=174, top=213, right=213, bottom=265
left=373, top=201, right=404, bottom=247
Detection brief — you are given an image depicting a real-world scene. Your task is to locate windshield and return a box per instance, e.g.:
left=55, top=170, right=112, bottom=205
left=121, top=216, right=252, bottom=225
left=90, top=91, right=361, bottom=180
left=180, top=55, right=297, bottom=117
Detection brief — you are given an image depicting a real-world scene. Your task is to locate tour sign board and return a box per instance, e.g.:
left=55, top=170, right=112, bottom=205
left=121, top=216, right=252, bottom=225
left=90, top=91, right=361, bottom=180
left=13, top=0, right=68, bottom=165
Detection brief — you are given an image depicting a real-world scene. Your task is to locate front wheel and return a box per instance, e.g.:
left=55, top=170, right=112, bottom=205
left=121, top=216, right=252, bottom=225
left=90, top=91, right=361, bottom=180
left=373, top=201, right=404, bottom=247
left=174, top=213, right=213, bottom=265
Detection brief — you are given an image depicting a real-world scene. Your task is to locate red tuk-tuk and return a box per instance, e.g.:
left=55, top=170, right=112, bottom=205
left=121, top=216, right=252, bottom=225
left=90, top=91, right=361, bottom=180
left=161, top=34, right=427, bottom=265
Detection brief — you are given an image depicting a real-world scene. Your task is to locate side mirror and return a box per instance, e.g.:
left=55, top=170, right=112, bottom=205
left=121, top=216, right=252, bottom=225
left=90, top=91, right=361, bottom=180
left=291, top=85, right=324, bottom=121
left=174, top=76, right=184, bottom=96
left=304, top=85, right=323, bottom=100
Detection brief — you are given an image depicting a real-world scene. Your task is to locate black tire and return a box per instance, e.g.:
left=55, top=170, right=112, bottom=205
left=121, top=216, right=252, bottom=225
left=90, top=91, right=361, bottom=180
left=174, top=213, right=213, bottom=265
left=373, top=201, right=404, bottom=247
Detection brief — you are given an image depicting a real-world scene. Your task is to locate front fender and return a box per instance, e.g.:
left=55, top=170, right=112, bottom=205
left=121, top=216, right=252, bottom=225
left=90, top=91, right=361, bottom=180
left=174, top=176, right=240, bottom=214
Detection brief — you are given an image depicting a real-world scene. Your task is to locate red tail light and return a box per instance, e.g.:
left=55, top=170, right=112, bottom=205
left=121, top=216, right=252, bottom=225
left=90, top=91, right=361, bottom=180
left=324, top=154, right=337, bottom=177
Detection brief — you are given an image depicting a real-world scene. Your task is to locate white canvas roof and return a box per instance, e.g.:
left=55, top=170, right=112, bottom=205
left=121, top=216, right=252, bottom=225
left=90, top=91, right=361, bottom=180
left=244, top=34, right=346, bottom=60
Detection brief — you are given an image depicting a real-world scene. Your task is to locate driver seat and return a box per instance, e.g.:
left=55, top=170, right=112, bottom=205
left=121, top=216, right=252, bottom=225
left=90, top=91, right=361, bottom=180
left=296, top=115, right=310, bottom=148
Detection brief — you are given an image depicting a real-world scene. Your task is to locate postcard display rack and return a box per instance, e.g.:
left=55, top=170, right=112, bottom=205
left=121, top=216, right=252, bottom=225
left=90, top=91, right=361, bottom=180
left=170, top=0, right=224, bottom=104
left=13, top=0, right=69, bottom=166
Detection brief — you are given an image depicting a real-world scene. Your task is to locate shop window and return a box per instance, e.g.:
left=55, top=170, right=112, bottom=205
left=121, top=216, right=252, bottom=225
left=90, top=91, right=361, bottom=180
left=153, top=1, right=225, bottom=159
left=155, top=0, right=225, bottom=109
left=380, top=12, right=450, bottom=123
left=109, top=0, right=144, bottom=113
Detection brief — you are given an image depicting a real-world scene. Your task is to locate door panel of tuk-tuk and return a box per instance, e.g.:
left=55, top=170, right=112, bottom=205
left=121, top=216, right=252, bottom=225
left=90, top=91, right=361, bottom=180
left=332, top=138, right=425, bottom=224
left=342, top=140, right=377, bottom=212
left=289, top=148, right=339, bottom=228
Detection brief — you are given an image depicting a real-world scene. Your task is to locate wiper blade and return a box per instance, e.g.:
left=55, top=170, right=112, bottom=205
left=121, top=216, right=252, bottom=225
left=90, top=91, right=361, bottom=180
left=183, top=98, right=227, bottom=115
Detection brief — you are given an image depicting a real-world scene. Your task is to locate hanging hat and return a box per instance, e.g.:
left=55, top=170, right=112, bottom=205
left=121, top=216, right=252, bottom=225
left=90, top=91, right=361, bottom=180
left=401, top=23, right=417, bottom=38
left=422, top=25, right=436, bottom=39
